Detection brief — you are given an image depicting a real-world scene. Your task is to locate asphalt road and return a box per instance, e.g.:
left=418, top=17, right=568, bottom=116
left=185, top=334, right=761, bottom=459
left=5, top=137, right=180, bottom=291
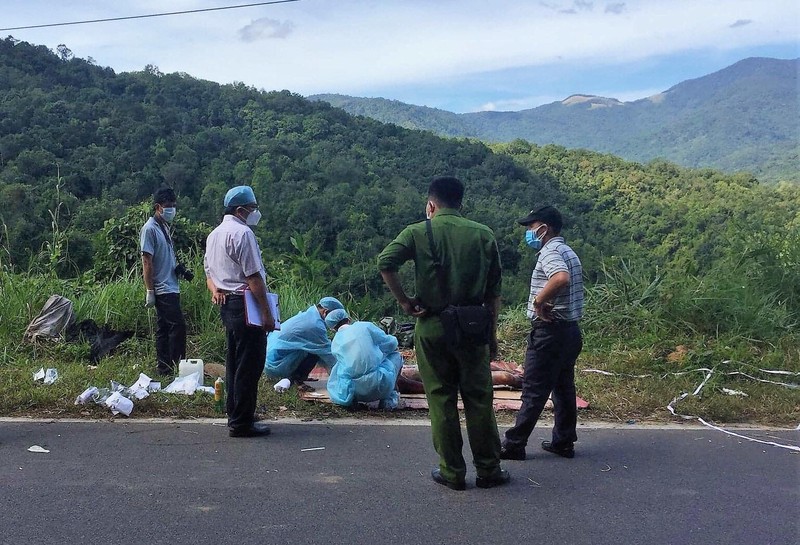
left=1, top=419, right=797, bottom=545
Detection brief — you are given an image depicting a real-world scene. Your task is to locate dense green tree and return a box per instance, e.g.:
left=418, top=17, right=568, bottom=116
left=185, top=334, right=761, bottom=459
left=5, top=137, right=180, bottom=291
left=1, top=37, right=797, bottom=319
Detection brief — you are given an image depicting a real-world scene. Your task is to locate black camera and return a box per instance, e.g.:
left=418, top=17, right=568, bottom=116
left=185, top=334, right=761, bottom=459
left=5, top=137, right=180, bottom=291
left=175, top=263, right=194, bottom=281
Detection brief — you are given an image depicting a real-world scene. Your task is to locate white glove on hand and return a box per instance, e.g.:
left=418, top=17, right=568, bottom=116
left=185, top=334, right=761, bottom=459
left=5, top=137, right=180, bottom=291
left=145, top=290, right=156, bottom=308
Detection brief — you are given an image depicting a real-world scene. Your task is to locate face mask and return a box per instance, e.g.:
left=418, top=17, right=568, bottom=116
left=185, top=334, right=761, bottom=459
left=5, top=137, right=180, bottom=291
left=246, top=208, right=262, bottom=226
left=525, top=225, right=546, bottom=250
left=161, top=207, right=176, bottom=223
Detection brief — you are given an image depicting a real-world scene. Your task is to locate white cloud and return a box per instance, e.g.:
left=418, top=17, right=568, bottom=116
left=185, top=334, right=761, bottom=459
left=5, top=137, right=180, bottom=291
left=5, top=0, right=799, bottom=101
left=238, top=17, right=295, bottom=42
left=605, top=2, right=626, bottom=15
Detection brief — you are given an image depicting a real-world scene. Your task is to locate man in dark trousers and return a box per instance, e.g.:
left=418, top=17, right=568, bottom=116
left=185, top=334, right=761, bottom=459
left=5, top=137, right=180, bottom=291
left=140, top=187, right=186, bottom=376
left=204, top=185, right=276, bottom=438
left=378, top=176, right=509, bottom=490
left=500, top=206, right=584, bottom=460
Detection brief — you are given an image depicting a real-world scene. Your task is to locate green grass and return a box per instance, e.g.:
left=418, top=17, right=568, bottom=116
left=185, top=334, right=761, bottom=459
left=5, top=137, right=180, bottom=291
left=493, top=259, right=799, bottom=425
left=1, top=265, right=798, bottom=425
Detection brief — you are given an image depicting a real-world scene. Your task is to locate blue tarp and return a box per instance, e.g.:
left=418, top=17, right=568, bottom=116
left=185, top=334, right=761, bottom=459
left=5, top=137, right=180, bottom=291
left=265, top=305, right=336, bottom=378
left=327, top=322, right=403, bottom=408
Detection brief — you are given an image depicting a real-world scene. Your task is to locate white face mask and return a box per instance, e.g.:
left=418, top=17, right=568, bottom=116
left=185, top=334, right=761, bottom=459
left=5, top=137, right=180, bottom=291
left=161, top=207, right=176, bottom=223
left=246, top=208, right=262, bottom=226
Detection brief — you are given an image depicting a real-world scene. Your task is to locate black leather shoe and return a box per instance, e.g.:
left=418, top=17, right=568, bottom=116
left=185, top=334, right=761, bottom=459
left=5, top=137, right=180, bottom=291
left=499, top=445, right=526, bottom=460
left=431, top=469, right=466, bottom=491
left=476, top=469, right=511, bottom=489
left=229, top=424, right=272, bottom=438
left=541, top=440, right=574, bottom=458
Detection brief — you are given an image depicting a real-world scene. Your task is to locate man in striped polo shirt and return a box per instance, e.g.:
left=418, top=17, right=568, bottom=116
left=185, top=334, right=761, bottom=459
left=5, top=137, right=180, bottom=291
left=501, top=206, right=584, bottom=460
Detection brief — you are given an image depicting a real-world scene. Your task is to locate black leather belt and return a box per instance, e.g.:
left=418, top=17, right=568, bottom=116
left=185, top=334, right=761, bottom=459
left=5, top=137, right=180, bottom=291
left=531, top=319, right=577, bottom=329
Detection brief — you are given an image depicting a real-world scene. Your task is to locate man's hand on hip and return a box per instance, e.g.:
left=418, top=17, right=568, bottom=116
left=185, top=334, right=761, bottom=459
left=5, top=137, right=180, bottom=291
left=401, top=297, right=428, bottom=318
left=533, top=299, right=554, bottom=321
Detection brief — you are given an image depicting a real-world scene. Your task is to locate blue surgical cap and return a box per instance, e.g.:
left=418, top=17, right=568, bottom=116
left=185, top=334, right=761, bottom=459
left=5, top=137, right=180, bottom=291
left=325, top=308, right=349, bottom=330
left=224, top=186, right=257, bottom=207
left=318, top=297, right=344, bottom=311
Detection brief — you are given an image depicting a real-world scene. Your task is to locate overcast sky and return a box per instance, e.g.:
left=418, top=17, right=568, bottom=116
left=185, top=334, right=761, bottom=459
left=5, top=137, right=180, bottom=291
left=4, top=0, right=798, bottom=113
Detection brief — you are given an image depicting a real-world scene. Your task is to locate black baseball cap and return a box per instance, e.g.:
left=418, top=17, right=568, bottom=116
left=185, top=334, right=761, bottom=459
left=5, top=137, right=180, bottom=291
left=516, top=206, right=563, bottom=230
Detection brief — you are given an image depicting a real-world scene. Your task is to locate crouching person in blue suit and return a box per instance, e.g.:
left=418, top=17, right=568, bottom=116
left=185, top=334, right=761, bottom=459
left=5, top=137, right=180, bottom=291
left=264, top=297, right=344, bottom=390
left=325, top=309, right=403, bottom=409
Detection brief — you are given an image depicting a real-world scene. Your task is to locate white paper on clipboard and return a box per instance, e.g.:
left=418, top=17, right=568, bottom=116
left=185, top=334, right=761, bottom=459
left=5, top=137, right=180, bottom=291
left=244, top=289, right=281, bottom=330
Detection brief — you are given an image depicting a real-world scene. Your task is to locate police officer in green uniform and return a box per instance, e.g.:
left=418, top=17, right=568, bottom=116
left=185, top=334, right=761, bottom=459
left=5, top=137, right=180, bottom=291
left=378, top=176, right=510, bottom=490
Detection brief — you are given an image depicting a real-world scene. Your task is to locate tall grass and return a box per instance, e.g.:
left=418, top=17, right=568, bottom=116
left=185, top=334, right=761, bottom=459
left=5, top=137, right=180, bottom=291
left=580, top=258, right=798, bottom=373
left=0, top=271, right=73, bottom=339
left=3, top=256, right=797, bottom=368
left=2, top=257, right=797, bottom=423
left=269, top=277, right=325, bottom=320
left=0, top=261, right=338, bottom=367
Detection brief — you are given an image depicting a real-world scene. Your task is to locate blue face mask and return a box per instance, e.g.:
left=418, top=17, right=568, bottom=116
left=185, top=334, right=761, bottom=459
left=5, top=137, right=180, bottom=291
left=525, top=226, right=546, bottom=250
left=161, top=207, right=176, bottom=223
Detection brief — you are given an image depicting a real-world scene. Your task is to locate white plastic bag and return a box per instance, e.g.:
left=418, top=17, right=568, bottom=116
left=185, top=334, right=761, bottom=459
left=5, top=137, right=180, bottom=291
left=104, top=391, right=133, bottom=416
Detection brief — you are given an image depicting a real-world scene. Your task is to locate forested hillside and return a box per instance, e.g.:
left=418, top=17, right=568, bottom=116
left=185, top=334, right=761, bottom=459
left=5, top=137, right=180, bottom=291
left=311, top=57, right=800, bottom=183
left=0, top=37, right=558, bottom=303
left=1, top=38, right=798, bottom=313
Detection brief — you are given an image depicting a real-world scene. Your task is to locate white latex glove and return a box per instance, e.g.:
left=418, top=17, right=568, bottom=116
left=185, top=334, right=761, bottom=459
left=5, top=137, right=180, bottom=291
left=145, top=290, right=156, bottom=308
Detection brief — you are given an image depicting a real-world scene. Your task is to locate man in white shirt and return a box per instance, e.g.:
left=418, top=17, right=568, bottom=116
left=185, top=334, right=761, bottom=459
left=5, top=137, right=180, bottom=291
left=204, top=185, right=276, bottom=438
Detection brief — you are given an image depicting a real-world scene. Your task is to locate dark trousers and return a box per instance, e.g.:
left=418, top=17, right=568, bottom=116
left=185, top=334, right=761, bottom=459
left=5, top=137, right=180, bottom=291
left=291, top=353, right=320, bottom=383
left=155, top=293, right=186, bottom=374
left=220, top=295, right=267, bottom=430
left=504, top=321, right=583, bottom=450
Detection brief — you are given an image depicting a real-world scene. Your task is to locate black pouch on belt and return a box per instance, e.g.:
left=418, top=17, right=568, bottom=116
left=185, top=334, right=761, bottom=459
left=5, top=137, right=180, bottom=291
left=440, top=304, right=492, bottom=347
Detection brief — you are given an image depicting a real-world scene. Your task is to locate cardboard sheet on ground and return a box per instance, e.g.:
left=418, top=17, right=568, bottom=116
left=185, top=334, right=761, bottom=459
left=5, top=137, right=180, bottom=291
left=300, top=366, right=588, bottom=411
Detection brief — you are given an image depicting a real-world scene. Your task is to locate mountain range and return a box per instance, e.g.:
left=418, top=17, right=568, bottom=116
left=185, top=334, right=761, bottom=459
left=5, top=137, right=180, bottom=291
left=309, top=57, right=799, bottom=183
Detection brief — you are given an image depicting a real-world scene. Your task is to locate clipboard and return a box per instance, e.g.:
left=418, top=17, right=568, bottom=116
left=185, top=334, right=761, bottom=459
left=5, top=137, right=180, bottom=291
left=244, top=289, right=281, bottom=330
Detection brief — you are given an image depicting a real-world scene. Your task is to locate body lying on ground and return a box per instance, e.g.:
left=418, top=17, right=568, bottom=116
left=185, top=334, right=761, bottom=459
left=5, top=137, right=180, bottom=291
left=398, top=362, right=523, bottom=394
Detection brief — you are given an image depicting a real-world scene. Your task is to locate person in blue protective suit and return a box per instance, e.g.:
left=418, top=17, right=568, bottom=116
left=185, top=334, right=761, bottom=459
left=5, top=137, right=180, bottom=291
left=324, top=309, right=403, bottom=409
left=264, top=297, right=344, bottom=390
